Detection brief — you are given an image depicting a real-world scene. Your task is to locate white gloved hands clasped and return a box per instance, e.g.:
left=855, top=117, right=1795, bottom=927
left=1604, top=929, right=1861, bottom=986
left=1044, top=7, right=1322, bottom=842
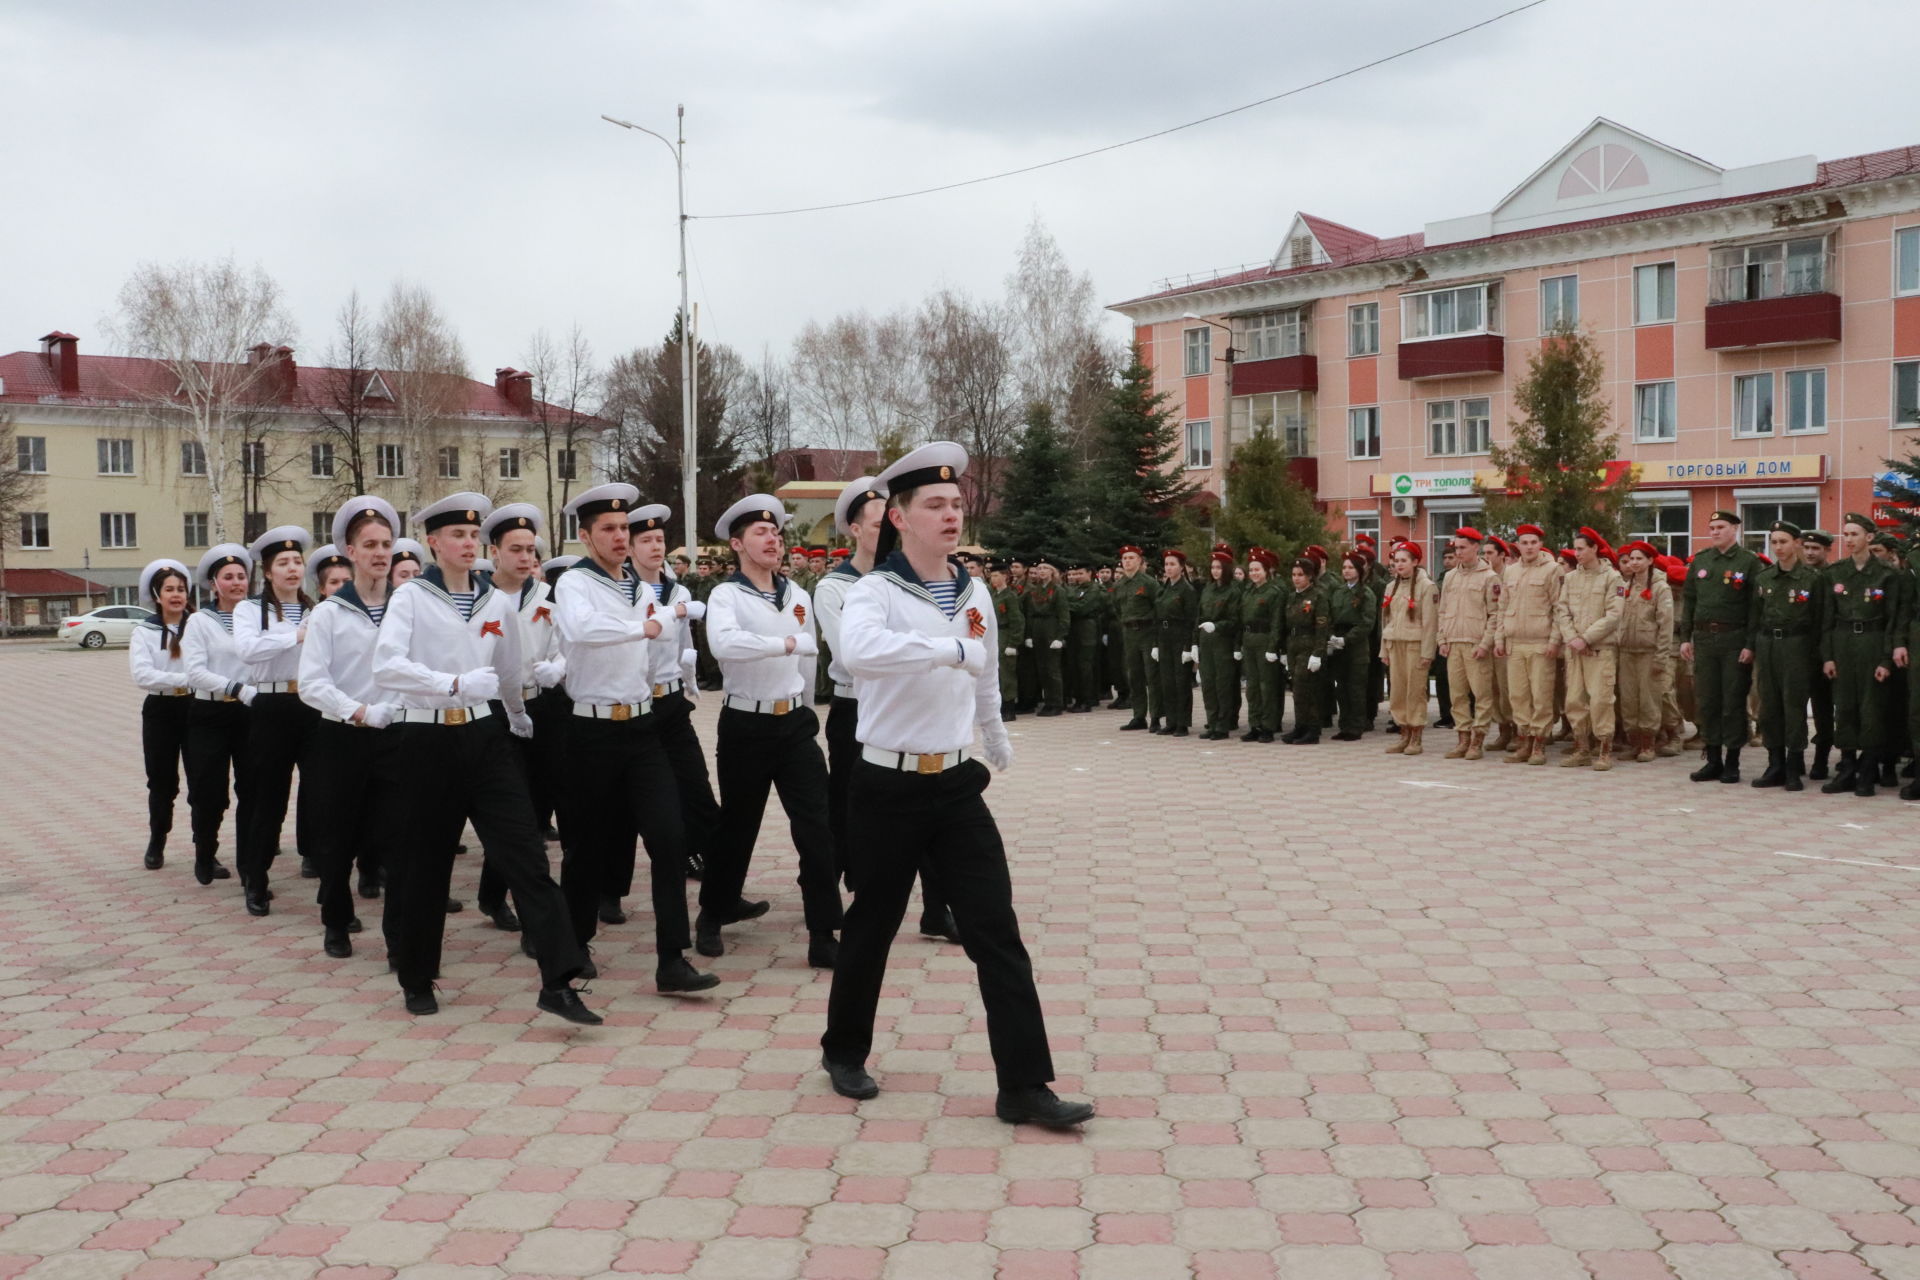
left=1328, top=635, right=1345, bottom=651
left=456, top=668, right=500, bottom=702
left=362, top=702, right=395, bottom=730
left=1233, top=651, right=1243, bottom=661
left=236, top=684, right=259, bottom=706
left=680, top=600, right=706, bottom=621
left=1307, top=655, right=1322, bottom=673
left=953, top=639, right=990, bottom=675
left=1264, top=651, right=1279, bottom=664
left=531, top=659, right=565, bottom=688
left=789, top=633, right=819, bottom=658
left=980, top=719, right=1014, bottom=772
left=1199, top=621, right=1216, bottom=634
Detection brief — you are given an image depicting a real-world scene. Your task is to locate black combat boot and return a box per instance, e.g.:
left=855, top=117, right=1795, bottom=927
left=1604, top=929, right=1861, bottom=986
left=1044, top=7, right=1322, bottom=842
left=1856, top=751, right=1880, bottom=798
left=1718, top=747, right=1743, bottom=784
left=1809, top=745, right=1831, bottom=780
left=1820, top=750, right=1859, bottom=795
left=1689, top=745, right=1724, bottom=782
left=1783, top=752, right=1805, bottom=793
left=1749, top=750, right=1784, bottom=789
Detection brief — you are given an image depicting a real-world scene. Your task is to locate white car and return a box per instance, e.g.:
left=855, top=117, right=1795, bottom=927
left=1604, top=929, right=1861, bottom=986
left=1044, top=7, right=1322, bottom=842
left=62, top=604, right=154, bottom=649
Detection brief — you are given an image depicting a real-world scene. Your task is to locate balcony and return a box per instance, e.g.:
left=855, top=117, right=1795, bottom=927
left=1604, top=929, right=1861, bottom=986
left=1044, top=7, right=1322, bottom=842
left=1398, top=333, right=1504, bottom=381
left=1230, top=353, right=1318, bottom=396
left=1704, top=242, right=1842, bottom=350
left=1285, top=455, right=1319, bottom=494
left=1705, top=291, right=1842, bottom=350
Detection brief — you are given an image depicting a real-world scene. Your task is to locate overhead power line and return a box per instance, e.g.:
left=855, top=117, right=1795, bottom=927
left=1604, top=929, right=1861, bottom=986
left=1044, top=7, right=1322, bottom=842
left=692, top=0, right=1553, bottom=221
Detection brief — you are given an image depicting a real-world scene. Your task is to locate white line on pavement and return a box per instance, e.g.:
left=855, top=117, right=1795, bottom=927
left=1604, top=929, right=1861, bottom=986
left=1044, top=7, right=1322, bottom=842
left=1772, top=850, right=1920, bottom=872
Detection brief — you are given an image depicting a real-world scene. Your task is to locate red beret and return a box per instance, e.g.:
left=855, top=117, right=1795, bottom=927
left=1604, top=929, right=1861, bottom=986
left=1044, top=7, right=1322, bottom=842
left=1454, top=526, right=1484, bottom=542
left=1515, top=523, right=1545, bottom=539
left=1209, top=548, right=1234, bottom=565
left=1161, top=548, right=1188, bottom=563
left=1392, top=541, right=1423, bottom=563
left=1304, top=544, right=1328, bottom=562
left=1118, top=545, right=1144, bottom=557
left=1558, top=547, right=1577, bottom=563
left=1618, top=540, right=1658, bottom=560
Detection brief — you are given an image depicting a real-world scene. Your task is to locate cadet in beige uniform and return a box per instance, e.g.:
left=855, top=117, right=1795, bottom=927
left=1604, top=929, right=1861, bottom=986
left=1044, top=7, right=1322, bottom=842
left=1614, top=541, right=1674, bottom=763
left=1496, top=524, right=1561, bottom=766
left=1380, top=542, right=1439, bottom=756
left=1437, top=527, right=1499, bottom=760
left=1554, top=528, right=1626, bottom=769
left=1484, top=537, right=1517, bottom=751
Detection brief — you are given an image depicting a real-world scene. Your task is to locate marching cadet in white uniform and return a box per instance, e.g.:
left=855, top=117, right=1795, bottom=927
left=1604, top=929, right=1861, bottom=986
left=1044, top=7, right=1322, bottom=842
left=554, top=484, right=717, bottom=994
left=821, top=442, right=1092, bottom=1128
left=308, top=545, right=351, bottom=599
left=297, top=497, right=399, bottom=959
left=232, top=526, right=319, bottom=917
left=129, top=558, right=196, bottom=873
left=390, top=539, right=426, bottom=584
left=628, top=502, right=721, bottom=888
left=698, top=495, right=844, bottom=968
left=181, top=544, right=257, bottom=887
left=371, top=492, right=600, bottom=1023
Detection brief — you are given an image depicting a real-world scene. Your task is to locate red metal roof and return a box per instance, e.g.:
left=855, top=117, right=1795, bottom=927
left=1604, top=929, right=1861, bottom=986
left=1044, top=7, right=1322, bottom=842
left=1118, top=143, right=1920, bottom=308
left=5, top=568, right=108, bottom=597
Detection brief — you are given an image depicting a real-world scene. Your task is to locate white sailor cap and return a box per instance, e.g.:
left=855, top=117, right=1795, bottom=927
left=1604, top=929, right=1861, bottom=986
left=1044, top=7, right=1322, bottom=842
left=714, top=494, right=790, bottom=541
left=473, top=558, right=495, bottom=574
left=627, top=503, right=672, bottom=533
left=540, top=554, right=581, bottom=576
left=306, top=544, right=350, bottom=582
left=250, top=525, right=312, bottom=565
left=534, top=535, right=550, bottom=559
left=413, top=492, right=492, bottom=535
left=331, top=495, right=400, bottom=551
left=391, top=538, right=427, bottom=565
left=834, top=477, right=887, bottom=535
left=197, top=544, right=252, bottom=582
left=482, top=503, right=544, bottom=545
left=563, top=483, right=640, bottom=525
left=138, top=558, right=191, bottom=604
left=877, top=441, right=967, bottom=495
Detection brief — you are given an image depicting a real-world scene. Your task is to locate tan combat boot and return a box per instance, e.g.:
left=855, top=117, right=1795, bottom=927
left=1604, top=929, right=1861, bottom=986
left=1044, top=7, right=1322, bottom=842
left=1559, top=733, right=1591, bottom=767
left=1465, top=730, right=1485, bottom=761
left=1593, top=736, right=1613, bottom=771
left=1404, top=727, right=1425, bottom=756
left=1487, top=721, right=1512, bottom=753
left=1385, top=727, right=1410, bottom=754
left=1446, top=731, right=1471, bottom=759
left=1656, top=729, right=1681, bottom=758
left=1634, top=732, right=1655, bottom=764
left=1527, top=735, right=1548, bottom=765
left=1504, top=734, right=1533, bottom=764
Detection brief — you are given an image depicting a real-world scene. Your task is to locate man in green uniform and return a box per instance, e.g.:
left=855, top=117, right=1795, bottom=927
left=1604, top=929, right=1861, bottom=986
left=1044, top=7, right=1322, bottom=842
left=1064, top=563, right=1105, bottom=713
left=1821, top=514, right=1908, bottom=797
left=788, top=546, right=817, bottom=595
left=1871, top=533, right=1913, bottom=788
left=1280, top=556, right=1332, bottom=744
left=1800, top=530, right=1837, bottom=777
left=1750, top=520, right=1824, bottom=792
left=988, top=561, right=1026, bottom=721
left=1151, top=549, right=1196, bottom=736
left=692, top=552, right=724, bottom=690
left=1115, top=547, right=1159, bottom=730
left=1008, top=559, right=1038, bottom=713
left=1195, top=546, right=1243, bottom=739
left=1680, top=510, right=1762, bottom=782
left=1099, top=565, right=1125, bottom=707
left=1023, top=558, right=1070, bottom=717
left=1237, top=549, right=1283, bottom=742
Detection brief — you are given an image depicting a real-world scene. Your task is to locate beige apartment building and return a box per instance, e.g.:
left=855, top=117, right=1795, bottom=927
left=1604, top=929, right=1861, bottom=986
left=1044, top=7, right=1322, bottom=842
left=2, top=332, right=602, bottom=617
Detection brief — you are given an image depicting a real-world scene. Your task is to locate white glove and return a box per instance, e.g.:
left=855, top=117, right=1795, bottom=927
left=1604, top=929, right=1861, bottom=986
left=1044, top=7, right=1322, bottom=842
left=681, top=600, right=706, bottom=621
left=1264, top=652, right=1278, bottom=664
left=954, top=639, right=990, bottom=674
left=1187, top=648, right=1199, bottom=663
left=509, top=709, right=533, bottom=739
left=1005, top=646, right=1018, bottom=657
left=362, top=702, right=395, bottom=730
left=681, top=648, right=698, bottom=666
left=531, top=659, right=564, bottom=688
left=980, top=719, right=1014, bottom=772
left=456, top=668, right=499, bottom=702
left=1328, top=635, right=1345, bottom=652
left=1024, top=638, right=1033, bottom=649
left=1048, top=639, right=1063, bottom=650
left=1101, top=635, right=1108, bottom=646
left=1151, top=648, right=1160, bottom=661
left=1307, top=655, right=1322, bottom=673
left=237, top=685, right=258, bottom=706
left=1199, top=621, right=1216, bottom=634
left=789, top=633, right=818, bottom=658
left=1233, top=651, right=1243, bottom=661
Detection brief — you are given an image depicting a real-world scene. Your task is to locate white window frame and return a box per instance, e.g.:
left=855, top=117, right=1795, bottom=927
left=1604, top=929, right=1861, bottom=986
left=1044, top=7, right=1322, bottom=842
left=376, top=443, right=406, bottom=478
left=1540, top=274, right=1579, bottom=332
left=100, top=511, right=137, bottom=549
left=499, top=447, right=522, bottom=480
left=1348, top=406, right=1380, bottom=460
left=98, top=437, right=134, bottom=476
left=1625, top=491, right=1691, bottom=558
left=1230, top=392, right=1308, bottom=453
left=1709, top=236, right=1831, bottom=304
left=1426, top=396, right=1492, bottom=457
left=1184, top=419, right=1213, bottom=470
left=561, top=512, right=581, bottom=544
left=1897, top=360, right=1920, bottom=429
left=1783, top=367, right=1827, bottom=436
left=19, top=512, right=49, bottom=549
left=1633, top=262, right=1677, bottom=325
left=1732, top=372, right=1775, bottom=439
left=1633, top=381, right=1677, bottom=443
left=1735, top=492, right=1820, bottom=553
left=1183, top=327, right=1211, bottom=376
left=1238, top=309, right=1308, bottom=361
left=310, top=441, right=336, bottom=478
left=437, top=445, right=461, bottom=479
left=179, top=440, right=207, bottom=477
left=1401, top=282, right=1500, bottom=343
left=1898, top=226, right=1920, bottom=298
left=16, top=436, right=46, bottom=474
left=1347, top=303, right=1380, bottom=356
left=556, top=449, right=578, bottom=482
left=1347, top=510, right=1381, bottom=543
left=183, top=512, right=209, bottom=549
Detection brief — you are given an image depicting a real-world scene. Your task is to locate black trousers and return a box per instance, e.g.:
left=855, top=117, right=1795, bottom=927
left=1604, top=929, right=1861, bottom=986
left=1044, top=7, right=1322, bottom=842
left=653, top=689, right=721, bottom=878
left=305, top=719, right=389, bottom=932
left=701, top=705, right=843, bottom=936
left=384, top=717, right=585, bottom=992
left=822, top=759, right=1053, bottom=1087
left=186, top=699, right=251, bottom=853
left=826, top=697, right=949, bottom=919
left=478, top=690, right=570, bottom=914
left=563, top=711, right=692, bottom=956
left=141, top=694, right=193, bottom=842
left=239, top=692, right=318, bottom=887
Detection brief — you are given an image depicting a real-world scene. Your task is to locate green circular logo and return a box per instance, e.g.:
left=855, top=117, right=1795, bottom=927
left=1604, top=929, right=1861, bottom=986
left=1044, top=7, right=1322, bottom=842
left=1393, top=474, right=1413, bottom=495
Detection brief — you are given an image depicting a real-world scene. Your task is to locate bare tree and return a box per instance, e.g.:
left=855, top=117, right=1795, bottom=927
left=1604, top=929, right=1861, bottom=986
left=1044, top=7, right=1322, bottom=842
left=310, top=289, right=384, bottom=498
left=378, top=282, right=469, bottom=512
left=789, top=310, right=927, bottom=455
left=732, top=346, right=793, bottom=465
left=1006, top=215, right=1104, bottom=419
left=917, top=290, right=1018, bottom=529
left=0, top=409, right=45, bottom=636
left=107, top=257, right=296, bottom=541
left=521, top=324, right=600, bottom=519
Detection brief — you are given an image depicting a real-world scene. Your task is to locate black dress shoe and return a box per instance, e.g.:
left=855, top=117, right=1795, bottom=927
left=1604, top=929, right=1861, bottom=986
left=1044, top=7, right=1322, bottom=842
left=1289, top=731, right=1321, bottom=745
left=995, top=1086, right=1094, bottom=1128
left=919, top=909, right=962, bottom=944
left=486, top=905, right=522, bottom=932
left=144, top=838, right=165, bottom=870
left=1169, top=727, right=1189, bottom=737
left=445, top=898, right=463, bottom=914
left=404, top=986, right=438, bottom=1016
left=999, top=708, right=1016, bottom=722
left=537, top=985, right=603, bottom=1025
left=656, top=956, right=720, bottom=994
left=579, top=948, right=599, bottom=980
left=1038, top=707, right=1061, bottom=718
left=1901, top=778, right=1920, bottom=802
left=1332, top=730, right=1362, bottom=741
left=824, top=1058, right=879, bottom=1100
left=598, top=896, right=627, bottom=925
left=694, top=914, right=725, bottom=958
left=347, top=916, right=364, bottom=934
left=1279, top=728, right=1302, bottom=744
left=1239, top=730, right=1261, bottom=742
left=299, top=856, right=319, bottom=880
left=323, top=930, right=352, bottom=959
left=358, top=871, right=382, bottom=899
left=209, top=861, right=232, bottom=880
left=1108, top=697, right=1131, bottom=711
left=808, top=933, right=839, bottom=969
left=244, top=885, right=271, bottom=917
left=1120, top=720, right=1148, bottom=731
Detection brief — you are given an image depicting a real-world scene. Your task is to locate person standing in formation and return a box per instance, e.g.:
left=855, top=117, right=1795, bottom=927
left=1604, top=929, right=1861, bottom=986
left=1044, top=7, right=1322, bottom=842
left=1380, top=543, right=1438, bottom=755
left=1436, top=529, right=1498, bottom=760
left=1614, top=541, right=1674, bottom=765
left=1681, top=511, right=1762, bottom=784
left=1195, top=546, right=1242, bottom=740
left=232, top=526, right=318, bottom=918
left=1063, top=562, right=1107, bottom=714
left=180, top=543, right=256, bottom=885
left=1237, top=550, right=1282, bottom=743
left=1801, top=529, right=1838, bottom=778
left=1115, top=547, right=1159, bottom=730
left=1151, top=549, right=1195, bottom=736
left=1326, top=551, right=1377, bottom=742
left=1280, top=557, right=1329, bottom=744
left=1820, top=513, right=1906, bottom=798
left=1495, top=525, right=1560, bottom=766
left=1023, top=559, right=1069, bottom=717
left=1748, top=520, right=1824, bottom=791
left=129, top=558, right=195, bottom=872
left=1554, top=529, right=1625, bottom=770
left=988, top=562, right=1025, bottom=721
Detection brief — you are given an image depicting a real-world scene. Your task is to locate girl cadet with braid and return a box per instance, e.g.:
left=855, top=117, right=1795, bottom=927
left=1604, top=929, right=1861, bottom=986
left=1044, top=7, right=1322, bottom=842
left=180, top=544, right=257, bottom=886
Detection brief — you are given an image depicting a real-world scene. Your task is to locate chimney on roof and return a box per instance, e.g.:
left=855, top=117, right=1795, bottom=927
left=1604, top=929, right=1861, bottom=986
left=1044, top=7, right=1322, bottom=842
left=495, top=367, right=534, bottom=413
left=246, top=342, right=297, bottom=403
left=39, top=331, right=79, bottom=395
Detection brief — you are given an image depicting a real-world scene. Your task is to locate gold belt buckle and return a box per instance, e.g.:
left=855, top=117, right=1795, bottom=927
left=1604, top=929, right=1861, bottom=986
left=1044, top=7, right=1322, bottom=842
left=915, top=752, right=946, bottom=775
left=772, top=699, right=792, bottom=715
left=653, top=683, right=668, bottom=698
left=285, top=679, right=299, bottom=693
left=173, top=687, right=189, bottom=697
left=444, top=708, right=468, bottom=726
left=611, top=703, right=632, bottom=721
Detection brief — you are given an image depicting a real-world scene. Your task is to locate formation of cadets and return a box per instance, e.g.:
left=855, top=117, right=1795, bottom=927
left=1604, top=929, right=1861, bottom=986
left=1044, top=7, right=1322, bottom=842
left=123, top=442, right=1094, bottom=1129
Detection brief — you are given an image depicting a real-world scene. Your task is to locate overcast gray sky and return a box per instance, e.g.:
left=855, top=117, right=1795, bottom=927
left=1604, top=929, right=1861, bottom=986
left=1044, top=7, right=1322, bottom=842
left=3, top=0, right=1912, bottom=388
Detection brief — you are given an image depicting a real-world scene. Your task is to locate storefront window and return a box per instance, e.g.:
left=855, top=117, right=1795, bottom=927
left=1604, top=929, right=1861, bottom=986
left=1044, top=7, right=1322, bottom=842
left=1737, top=500, right=1818, bottom=552
left=1626, top=501, right=1691, bottom=557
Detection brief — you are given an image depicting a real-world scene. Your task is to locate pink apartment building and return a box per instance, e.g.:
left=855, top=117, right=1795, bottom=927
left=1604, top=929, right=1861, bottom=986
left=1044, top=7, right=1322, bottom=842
left=1109, top=119, right=1920, bottom=555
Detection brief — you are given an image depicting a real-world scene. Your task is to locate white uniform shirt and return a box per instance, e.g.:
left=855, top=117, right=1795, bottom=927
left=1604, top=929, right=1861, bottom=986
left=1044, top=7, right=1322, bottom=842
left=231, top=597, right=305, bottom=683
left=298, top=585, right=388, bottom=720
left=372, top=569, right=526, bottom=713
left=637, top=573, right=698, bottom=692
left=129, top=619, right=190, bottom=694
left=554, top=558, right=658, bottom=706
left=182, top=610, right=253, bottom=698
left=842, top=556, right=996, bottom=754
left=507, top=577, right=564, bottom=694
left=706, top=573, right=814, bottom=702
left=814, top=561, right=863, bottom=697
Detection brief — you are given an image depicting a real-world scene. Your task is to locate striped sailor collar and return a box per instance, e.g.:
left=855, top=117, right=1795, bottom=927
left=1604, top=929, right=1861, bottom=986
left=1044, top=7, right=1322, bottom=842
left=570, top=554, right=645, bottom=602
left=415, top=565, right=494, bottom=616
left=725, top=570, right=788, bottom=610
left=137, top=616, right=166, bottom=633
left=323, top=580, right=386, bottom=624
left=871, top=550, right=971, bottom=609
left=825, top=558, right=864, bottom=581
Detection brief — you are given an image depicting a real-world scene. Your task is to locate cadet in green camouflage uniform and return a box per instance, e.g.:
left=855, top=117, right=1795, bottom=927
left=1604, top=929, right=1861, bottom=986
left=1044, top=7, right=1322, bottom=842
left=1022, top=559, right=1070, bottom=717
left=1750, top=520, right=1825, bottom=792
left=988, top=562, right=1026, bottom=722
left=1195, top=546, right=1243, bottom=740
left=1151, top=550, right=1196, bottom=736
left=1800, top=530, right=1837, bottom=777
left=1116, top=548, right=1159, bottom=731
left=1327, top=551, right=1378, bottom=740
left=1680, top=510, right=1762, bottom=783
left=1280, top=556, right=1332, bottom=744
left=1820, top=514, right=1908, bottom=797
left=1064, top=563, right=1106, bottom=712
left=1238, top=550, right=1284, bottom=742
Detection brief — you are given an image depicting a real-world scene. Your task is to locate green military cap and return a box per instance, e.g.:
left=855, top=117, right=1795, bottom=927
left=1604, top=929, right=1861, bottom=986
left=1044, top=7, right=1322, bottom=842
left=1768, top=519, right=1803, bottom=538
left=1874, top=531, right=1903, bottom=550
left=1709, top=509, right=1742, bottom=525
left=1802, top=529, right=1834, bottom=546
left=1841, top=511, right=1876, bottom=533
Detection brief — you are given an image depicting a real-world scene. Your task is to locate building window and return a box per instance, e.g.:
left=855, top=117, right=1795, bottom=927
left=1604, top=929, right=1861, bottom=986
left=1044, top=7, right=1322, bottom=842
left=1633, top=262, right=1676, bottom=324
left=19, top=512, right=49, bottom=549
left=1427, top=397, right=1492, bottom=457
left=1347, top=510, right=1381, bottom=543
left=180, top=440, right=206, bottom=476
left=243, top=512, right=266, bottom=543
left=1237, top=309, right=1308, bottom=361
left=183, top=512, right=209, bottom=548
left=376, top=443, right=406, bottom=478
left=1347, top=303, right=1379, bottom=356
left=499, top=447, right=521, bottom=480
left=100, top=512, right=137, bottom=548
left=98, top=438, right=134, bottom=475
left=437, top=446, right=460, bottom=479
left=1626, top=500, right=1690, bottom=558
left=1733, top=372, right=1774, bottom=438
left=561, top=512, right=580, bottom=544
left=1428, top=509, right=1479, bottom=551
left=312, top=511, right=334, bottom=544
left=1183, top=327, right=1211, bottom=376
left=1709, top=236, right=1830, bottom=304
left=1348, top=407, right=1381, bottom=460
left=16, top=436, right=46, bottom=474
left=1403, top=283, right=1499, bottom=342
left=1897, top=361, right=1920, bottom=428
left=241, top=441, right=266, bottom=477
left=1184, top=420, right=1213, bottom=470
left=1785, top=368, right=1826, bottom=435
left=1739, top=500, right=1818, bottom=553
left=1540, top=275, right=1579, bottom=331
left=1229, top=392, right=1307, bottom=452
left=1634, top=381, right=1677, bottom=443
left=311, top=442, right=335, bottom=478
left=108, top=586, right=138, bottom=606
left=555, top=449, right=578, bottom=482
left=1898, top=227, right=1920, bottom=296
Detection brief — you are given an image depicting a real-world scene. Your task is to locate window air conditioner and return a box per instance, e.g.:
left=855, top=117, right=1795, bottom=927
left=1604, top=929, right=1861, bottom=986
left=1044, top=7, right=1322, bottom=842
left=1391, top=497, right=1418, bottom=519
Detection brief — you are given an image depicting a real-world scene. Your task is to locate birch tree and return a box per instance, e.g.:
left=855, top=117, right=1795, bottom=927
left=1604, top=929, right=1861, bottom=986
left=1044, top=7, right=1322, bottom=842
left=521, top=325, right=600, bottom=519
left=378, top=283, right=469, bottom=513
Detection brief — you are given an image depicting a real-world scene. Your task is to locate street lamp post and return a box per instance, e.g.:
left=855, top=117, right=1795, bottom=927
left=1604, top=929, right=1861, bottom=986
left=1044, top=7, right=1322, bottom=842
left=602, top=108, right=699, bottom=558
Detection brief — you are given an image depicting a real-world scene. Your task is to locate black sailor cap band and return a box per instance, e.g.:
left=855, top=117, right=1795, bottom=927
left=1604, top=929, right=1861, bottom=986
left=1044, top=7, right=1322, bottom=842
left=575, top=497, right=629, bottom=521
left=206, top=555, right=244, bottom=578
left=886, top=463, right=957, bottom=492
left=729, top=508, right=779, bottom=535
left=423, top=508, right=483, bottom=533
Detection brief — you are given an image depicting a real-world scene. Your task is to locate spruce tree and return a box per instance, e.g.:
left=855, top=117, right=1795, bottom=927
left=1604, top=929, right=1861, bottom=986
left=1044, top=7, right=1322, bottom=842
left=1484, top=327, right=1632, bottom=546
left=1878, top=444, right=1920, bottom=542
left=986, top=402, right=1076, bottom=560
left=1205, top=431, right=1330, bottom=564
left=1077, top=347, right=1193, bottom=557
